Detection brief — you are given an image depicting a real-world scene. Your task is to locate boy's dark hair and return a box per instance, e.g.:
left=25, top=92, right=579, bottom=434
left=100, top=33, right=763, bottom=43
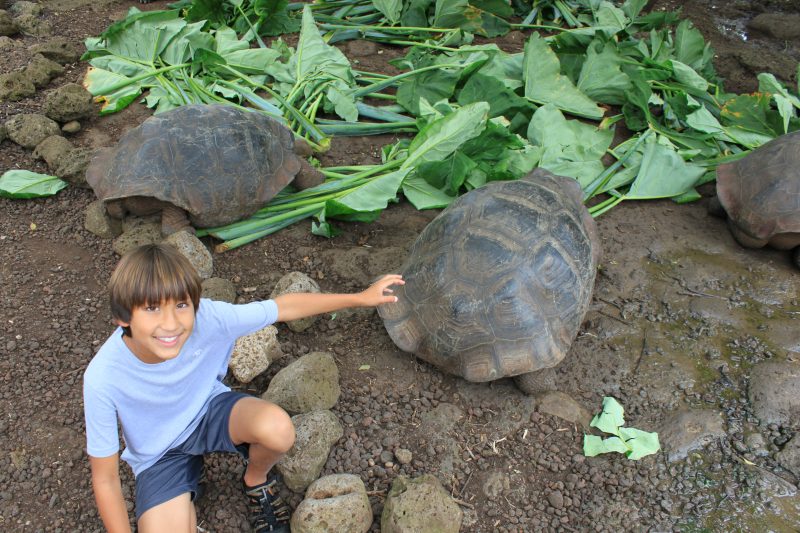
left=109, top=243, right=202, bottom=336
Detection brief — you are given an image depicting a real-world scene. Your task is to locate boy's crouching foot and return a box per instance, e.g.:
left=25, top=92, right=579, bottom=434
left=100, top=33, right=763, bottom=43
left=243, top=473, right=290, bottom=532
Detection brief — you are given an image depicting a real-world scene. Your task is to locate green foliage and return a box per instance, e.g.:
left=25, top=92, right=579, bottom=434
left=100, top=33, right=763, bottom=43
left=584, top=397, right=660, bottom=460
left=0, top=170, right=68, bottom=199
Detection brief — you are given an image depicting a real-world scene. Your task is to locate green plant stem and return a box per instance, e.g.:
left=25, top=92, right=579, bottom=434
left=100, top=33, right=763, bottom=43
left=351, top=64, right=463, bottom=98
left=588, top=194, right=624, bottom=217
left=88, top=63, right=190, bottom=94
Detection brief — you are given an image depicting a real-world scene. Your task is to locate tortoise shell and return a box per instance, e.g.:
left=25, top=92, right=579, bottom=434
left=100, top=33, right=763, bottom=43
left=379, top=169, right=601, bottom=383
left=716, top=130, right=800, bottom=249
left=86, top=104, right=302, bottom=228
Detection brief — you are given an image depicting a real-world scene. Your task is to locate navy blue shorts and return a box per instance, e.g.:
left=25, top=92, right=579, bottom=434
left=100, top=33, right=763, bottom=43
left=134, top=391, right=250, bottom=520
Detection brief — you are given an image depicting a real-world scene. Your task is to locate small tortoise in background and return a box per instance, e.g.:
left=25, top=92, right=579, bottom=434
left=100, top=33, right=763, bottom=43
left=712, top=130, right=800, bottom=269
left=379, top=168, right=601, bottom=394
left=86, top=104, right=323, bottom=235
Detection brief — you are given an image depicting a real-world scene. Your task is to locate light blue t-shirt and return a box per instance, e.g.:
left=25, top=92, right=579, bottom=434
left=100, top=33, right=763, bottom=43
left=83, top=298, right=278, bottom=476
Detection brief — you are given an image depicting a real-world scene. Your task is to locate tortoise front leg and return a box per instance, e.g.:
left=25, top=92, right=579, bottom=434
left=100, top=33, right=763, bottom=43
left=292, top=159, right=325, bottom=190
left=161, top=204, right=194, bottom=236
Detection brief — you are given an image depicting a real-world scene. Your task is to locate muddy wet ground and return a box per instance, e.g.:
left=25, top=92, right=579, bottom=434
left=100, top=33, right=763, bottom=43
left=1, top=0, right=799, bottom=531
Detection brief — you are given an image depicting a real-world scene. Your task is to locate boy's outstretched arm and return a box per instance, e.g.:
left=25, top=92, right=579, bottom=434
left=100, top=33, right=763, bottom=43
left=89, top=453, right=132, bottom=533
left=274, top=274, right=404, bottom=322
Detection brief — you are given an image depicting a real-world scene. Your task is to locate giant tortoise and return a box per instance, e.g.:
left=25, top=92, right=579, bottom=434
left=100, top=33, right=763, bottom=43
left=713, top=130, right=800, bottom=269
left=86, top=104, right=323, bottom=235
left=378, top=168, right=601, bottom=394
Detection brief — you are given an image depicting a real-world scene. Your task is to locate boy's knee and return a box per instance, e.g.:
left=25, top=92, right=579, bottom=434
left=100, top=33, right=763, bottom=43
left=254, top=404, right=295, bottom=453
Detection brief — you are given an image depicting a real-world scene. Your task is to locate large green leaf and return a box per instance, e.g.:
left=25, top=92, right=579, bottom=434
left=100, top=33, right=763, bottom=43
left=0, top=170, right=68, bottom=199
left=372, top=0, right=403, bottom=24
left=625, top=135, right=705, bottom=199
left=758, top=73, right=800, bottom=134
left=577, top=40, right=631, bottom=105
left=433, top=0, right=510, bottom=37
left=416, top=151, right=477, bottom=194
left=523, top=33, right=604, bottom=120
left=457, top=72, right=533, bottom=118
left=402, top=175, right=457, bottom=209
left=669, top=60, right=708, bottom=93
left=402, top=102, right=490, bottom=170
left=325, top=168, right=411, bottom=220
left=673, top=19, right=714, bottom=79
left=720, top=93, right=782, bottom=139
left=527, top=104, right=613, bottom=187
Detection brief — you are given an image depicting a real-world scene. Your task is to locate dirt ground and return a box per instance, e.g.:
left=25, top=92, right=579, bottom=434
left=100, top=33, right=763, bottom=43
left=1, top=0, right=799, bottom=532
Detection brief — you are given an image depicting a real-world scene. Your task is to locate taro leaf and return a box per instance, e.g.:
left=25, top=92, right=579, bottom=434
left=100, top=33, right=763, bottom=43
left=674, top=20, right=714, bottom=79
left=583, top=435, right=629, bottom=457
left=83, top=68, right=144, bottom=114
left=720, top=93, right=782, bottom=139
left=527, top=104, right=613, bottom=187
left=401, top=0, right=434, bottom=27
left=215, top=26, right=250, bottom=55
left=683, top=95, right=770, bottom=149
left=372, top=0, right=403, bottom=24
left=457, top=72, right=533, bottom=118
left=590, top=396, right=626, bottom=435
left=470, top=0, right=514, bottom=18
left=161, top=20, right=213, bottom=66
left=758, top=73, right=800, bottom=134
left=107, top=16, right=187, bottom=63
left=577, top=40, right=631, bottom=105
left=254, top=0, right=300, bottom=36
left=621, top=0, right=648, bottom=21
left=669, top=60, right=708, bottom=93
left=433, top=0, right=510, bottom=37
left=99, top=7, right=178, bottom=41
left=618, top=427, right=660, bottom=460
left=402, top=175, right=458, bottom=209
left=184, top=0, right=229, bottom=26
left=416, top=151, right=477, bottom=194
left=0, top=170, right=68, bottom=199
left=523, top=33, right=604, bottom=120
left=625, top=135, right=706, bottom=200
left=591, top=1, right=629, bottom=37
left=402, top=102, right=489, bottom=170
left=325, top=168, right=411, bottom=221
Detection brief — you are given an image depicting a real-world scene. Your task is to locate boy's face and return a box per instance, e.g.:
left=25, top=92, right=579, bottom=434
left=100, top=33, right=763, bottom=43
left=117, top=298, right=195, bottom=364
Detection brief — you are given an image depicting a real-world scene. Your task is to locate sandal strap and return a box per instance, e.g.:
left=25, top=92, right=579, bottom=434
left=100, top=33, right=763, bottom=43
left=243, top=475, right=290, bottom=532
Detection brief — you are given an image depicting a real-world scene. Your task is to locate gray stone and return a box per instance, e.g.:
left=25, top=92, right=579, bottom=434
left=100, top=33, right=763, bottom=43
left=0, top=36, right=17, bottom=51
left=9, top=1, right=41, bottom=17
left=749, top=14, right=800, bottom=41
left=776, top=436, right=800, bottom=477
left=13, top=14, right=51, bottom=36
left=53, top=148, right=92, bottom=188
left=29, top=38, right=82, bottom=64
left=33, top=135, right=73, bottom=167
left=394, top=448, right=412, bottom=465
left=112, top=222, right=161, bottom=256
left=163, top=231, right=213, bottom=279
left=43, top=83, right=93, bottom=122
left=263, top=351, right=340, bottom=415
left=0, top=72, right=35, bottom=102
left=277, top=410, right=343, bottom=492
left=269, top=271, right=321, bottom=332
left=201, top=277, right=237, bottom=303
left=659, top=409, right=725, bottom=462
left=381, top=475, right=462, bottom=533
left=749, top=361, right=800, bottom=427
left=84, top=200, right=122, bottom=240
left=5, top=114, right=61, bottom=148
left=229, top=326, right=283, bottom=383
left=419, top=402, right=464, bottom=435
left=61, top=120, right=81, bottom=134
left=546, top=489, right=564, bottom=509
left=290, top=474, right=371, bottom=533
left=25, top=54, right=64, bottom=88
left=537, top=391, right=591, bottom=427
left=0, top=10, right=18, bottom=36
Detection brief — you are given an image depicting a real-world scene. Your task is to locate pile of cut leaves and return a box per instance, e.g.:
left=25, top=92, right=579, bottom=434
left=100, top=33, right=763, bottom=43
left=79, top=0, right=800, bottom=250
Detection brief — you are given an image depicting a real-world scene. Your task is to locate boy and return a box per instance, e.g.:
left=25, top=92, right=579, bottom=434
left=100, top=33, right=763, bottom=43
left=83, top=243, right=403, bottom=533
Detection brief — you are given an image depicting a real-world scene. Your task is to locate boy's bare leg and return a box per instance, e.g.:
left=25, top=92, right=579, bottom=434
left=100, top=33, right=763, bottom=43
left=229, top=398, right=296, bottom=486
left=138, top=493, right=196, bottom=533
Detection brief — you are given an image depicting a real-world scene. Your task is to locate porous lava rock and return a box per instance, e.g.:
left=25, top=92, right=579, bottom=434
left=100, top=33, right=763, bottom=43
left=290, top=474, right=372, bottom=533
left=25, top=54, right=64, bottom=88
left=277, top=410, right=343, bottom=492
left=270, top=271, right=321, bottom=332
left=228, top=326, right=283, bottom=383
left=263, top=351, right=340, bottom=415
left=381, top=474, right=463, bottom=533
left=44, top=83, right=94, bottom=122
left=0, top=72, right=36, bottom=102
left=5, top=114, right=61, bottom=148
left=201, top=277, right=237, bottom=303
left=163, top=231, right=213, bottom=279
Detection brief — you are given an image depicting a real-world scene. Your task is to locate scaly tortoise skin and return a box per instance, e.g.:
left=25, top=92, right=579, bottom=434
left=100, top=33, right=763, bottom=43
left=86, top=104, right=320, bottom=232
left=715, top=130, right=800, bottom=269
left=379, top=168, right=601, bottom=393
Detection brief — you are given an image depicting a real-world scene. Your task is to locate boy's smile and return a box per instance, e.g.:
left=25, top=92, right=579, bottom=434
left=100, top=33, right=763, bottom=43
left=118, top=299, right=196, bottom=364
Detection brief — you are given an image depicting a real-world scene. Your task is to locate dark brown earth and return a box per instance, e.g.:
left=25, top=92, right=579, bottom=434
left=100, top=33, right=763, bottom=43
left=1, top=1, right=799, bottom=532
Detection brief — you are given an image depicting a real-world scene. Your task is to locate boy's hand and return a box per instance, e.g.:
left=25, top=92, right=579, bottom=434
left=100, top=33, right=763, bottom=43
left=359, top=274, right=404, bottom=307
